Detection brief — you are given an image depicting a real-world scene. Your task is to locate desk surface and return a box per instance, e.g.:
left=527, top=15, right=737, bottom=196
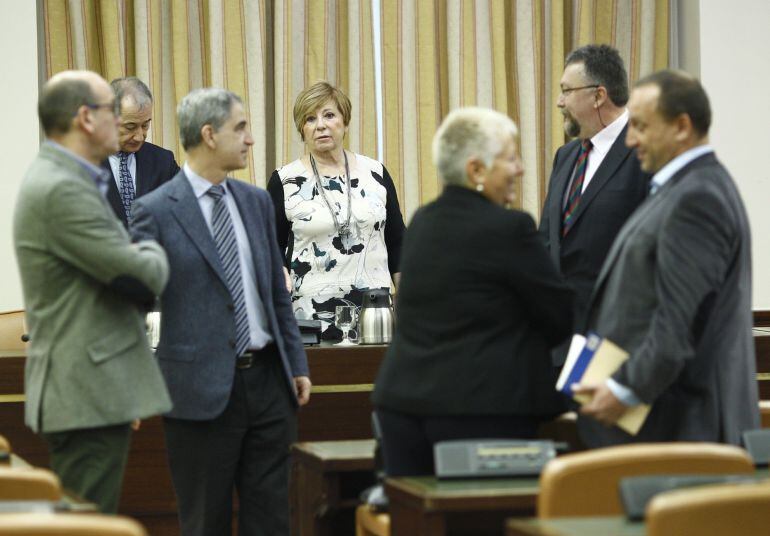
left=506, top=516, right=644, bottom=536
left=386, top=475, right=540, bottom=511
left=292, top=439, right=375, bottom=471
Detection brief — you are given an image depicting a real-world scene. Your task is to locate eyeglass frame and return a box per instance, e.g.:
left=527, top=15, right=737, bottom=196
left=84, top=100, right=120, bottom=115
left=559, top=84, right=600, bottom=97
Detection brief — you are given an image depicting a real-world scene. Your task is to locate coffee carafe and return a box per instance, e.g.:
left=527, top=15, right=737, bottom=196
left=359, top=289, right=394, bottom=344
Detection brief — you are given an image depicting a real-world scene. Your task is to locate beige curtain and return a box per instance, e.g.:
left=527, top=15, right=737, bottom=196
left=42, top=0, right=377, bottom=187
left=41, top=0, right=669, bottom=214
left=380, top=0, right=670, bottom=220
left=272, top=0, right=378, bottom=172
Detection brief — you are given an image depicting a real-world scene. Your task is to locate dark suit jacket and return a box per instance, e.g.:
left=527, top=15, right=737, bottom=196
left=131, top=172, right=309, bottom=420
left=579, top=152, right=759, bottom=447
left=539, top=126, right=649, bottom=338
left=372, top=186, right=574, bottom=417
left=104, top=141, right=180, bottom=227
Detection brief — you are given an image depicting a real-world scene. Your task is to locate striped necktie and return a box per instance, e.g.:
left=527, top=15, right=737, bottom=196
left=562, top=139, right=593, bottom=237
left=117, top=151, right=136, bottom=221
left=207, top=184, right=250, bottom=356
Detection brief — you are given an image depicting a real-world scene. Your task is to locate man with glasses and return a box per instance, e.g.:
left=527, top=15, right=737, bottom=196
left=104, top=77, right=179, bottom=228
left=13, top=70, right=171, bottom=512
left=539, top=44, right=650, bottom=369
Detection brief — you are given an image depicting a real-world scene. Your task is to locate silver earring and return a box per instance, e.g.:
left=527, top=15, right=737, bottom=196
left=476, top=183, right=484, bottom=192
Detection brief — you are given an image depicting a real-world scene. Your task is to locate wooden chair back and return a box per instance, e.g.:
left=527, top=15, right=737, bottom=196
left=647, top=481, right=770, bottom=536
left=0, top=467, right=62, bottom=501
left=537, top=442, right=755, bottom=518
left=0, top=513, right=147, bottom=535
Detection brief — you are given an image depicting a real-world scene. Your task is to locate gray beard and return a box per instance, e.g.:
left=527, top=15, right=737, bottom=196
left=564, top=116, right=581, bottom=138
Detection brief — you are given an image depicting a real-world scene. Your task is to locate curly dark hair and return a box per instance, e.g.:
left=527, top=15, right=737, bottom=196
left=566, top=44, right=629, bottom=107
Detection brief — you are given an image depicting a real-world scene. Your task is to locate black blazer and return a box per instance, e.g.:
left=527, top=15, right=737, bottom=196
left=103, top=141, right=180, bottom=228
left=372, top=186, right=574, bottom=417
left=539, top=126, right=649, bottom=332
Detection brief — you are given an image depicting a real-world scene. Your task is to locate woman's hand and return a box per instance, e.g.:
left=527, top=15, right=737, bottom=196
left=282, top=267, right=292, bottom=293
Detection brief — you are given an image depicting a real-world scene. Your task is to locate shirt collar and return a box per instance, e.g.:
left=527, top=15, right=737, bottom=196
left=109, top=150, right=135, bottom=162
left=45, top=140, right=110, bottom=187
left=650, top=144, right=714, bottom=194
left=588, top=109, right=628, bottom=158
left=184, top=162, right=230, bottom=199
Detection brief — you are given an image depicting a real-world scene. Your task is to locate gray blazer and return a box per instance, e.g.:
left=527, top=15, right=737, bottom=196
left=579, top=152, right=759, bottom=447
left=13, top=144, right=172, bottom=433
left=131, top=171, right=308, bottom=420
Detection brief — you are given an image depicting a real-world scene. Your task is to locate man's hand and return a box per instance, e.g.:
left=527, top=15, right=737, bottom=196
left=573, top=382, right=628, bottom=426
left=294, top=376, right=312, bottom=406
left=131, top=419, right=142, bottom=431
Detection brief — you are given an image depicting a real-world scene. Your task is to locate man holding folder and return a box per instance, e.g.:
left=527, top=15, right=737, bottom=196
left=573, top=70, right=759, bottom=447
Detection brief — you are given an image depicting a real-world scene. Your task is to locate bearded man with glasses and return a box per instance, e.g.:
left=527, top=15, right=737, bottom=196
left=539, top=44, right=650, bottom=372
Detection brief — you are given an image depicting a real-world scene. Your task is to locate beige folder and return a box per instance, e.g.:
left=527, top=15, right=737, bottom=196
left=572, top=338, right=651, bottom=435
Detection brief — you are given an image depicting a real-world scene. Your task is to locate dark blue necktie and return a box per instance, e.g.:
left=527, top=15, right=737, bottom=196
left=117, top=151, right=136, bottom=221
left=207, top=184, right=250, bottom=355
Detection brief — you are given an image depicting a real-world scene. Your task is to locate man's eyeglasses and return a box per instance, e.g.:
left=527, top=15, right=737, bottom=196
left=560, top=84, right=600, bottom=97
left=85, top=100, right=119, bottom=115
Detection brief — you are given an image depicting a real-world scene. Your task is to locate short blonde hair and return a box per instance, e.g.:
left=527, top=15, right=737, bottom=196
left=432, top=107, right=519, bottom=186
left=293, top=81, right=352, bottom=141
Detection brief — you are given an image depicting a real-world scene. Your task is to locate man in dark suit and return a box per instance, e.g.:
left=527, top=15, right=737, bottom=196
left=539, top=45, right=649, bottom=366
left=105, top=77, right=179, bottom=227
left=131, top=88, right=310, bottom=535
left=574, top=70, right=759, bottom=447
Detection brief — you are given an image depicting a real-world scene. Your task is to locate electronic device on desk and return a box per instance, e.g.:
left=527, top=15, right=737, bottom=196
left=434, top=439, right=566, bottom=479
left=297, top=319, right=322, bottom=346
left=619, top=474, right=759, bottom=521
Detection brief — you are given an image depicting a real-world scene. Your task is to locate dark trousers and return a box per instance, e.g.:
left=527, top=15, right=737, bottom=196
left=163, top=345, right=297, bottom=536
left=43, top=423, right=132, bottom=513
left=376, top=408, right=540, bottom=476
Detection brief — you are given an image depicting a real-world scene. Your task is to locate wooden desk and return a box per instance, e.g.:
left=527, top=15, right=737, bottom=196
left=385, top=476, right=539, bottom=535
left=754, top=329, right=770, bottom=399
left=291, top=439, right=376, bottom=536
left=506, top=516, right=644, bottom=536
left=0, top=344, right=386, bottom=535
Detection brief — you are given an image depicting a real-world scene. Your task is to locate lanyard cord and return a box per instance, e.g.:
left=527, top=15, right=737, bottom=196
left=310, top=151, right=352, bottom=237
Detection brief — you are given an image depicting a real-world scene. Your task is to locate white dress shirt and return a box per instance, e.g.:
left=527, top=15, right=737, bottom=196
left=562, top=110, right=630, bottom=208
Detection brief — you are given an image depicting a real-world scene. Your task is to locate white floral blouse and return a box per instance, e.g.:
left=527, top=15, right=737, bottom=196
left=267, top=152, right=404, bottom=338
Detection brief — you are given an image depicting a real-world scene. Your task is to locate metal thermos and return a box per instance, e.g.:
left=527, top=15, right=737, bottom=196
left=359, top=289, right=394, bottom=344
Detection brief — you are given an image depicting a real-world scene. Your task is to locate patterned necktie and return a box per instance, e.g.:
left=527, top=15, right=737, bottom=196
left=117, top=151, right=136, bottom=221
left=562, top=139, right=593, bottom=237
left=207, top=184, right=250, bottom=356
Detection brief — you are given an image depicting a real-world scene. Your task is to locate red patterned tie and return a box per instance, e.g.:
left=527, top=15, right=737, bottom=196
left=562, top=139, right=593, bottom=237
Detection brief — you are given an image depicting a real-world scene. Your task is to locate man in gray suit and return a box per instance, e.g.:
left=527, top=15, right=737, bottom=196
left=574, top=70, right=759, bottom=447
left=131, top=88, right=310, bottom=535
left=13, top=70, right=172, bottom=512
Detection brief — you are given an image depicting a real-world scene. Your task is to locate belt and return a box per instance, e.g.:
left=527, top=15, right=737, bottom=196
left=236, top=352, right=258, bottom=370
left=235, top=344, right=276, bottom=370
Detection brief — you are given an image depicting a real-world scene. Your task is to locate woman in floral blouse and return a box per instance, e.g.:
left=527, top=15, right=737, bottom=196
left=267, top=81, right=404, bottom=339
